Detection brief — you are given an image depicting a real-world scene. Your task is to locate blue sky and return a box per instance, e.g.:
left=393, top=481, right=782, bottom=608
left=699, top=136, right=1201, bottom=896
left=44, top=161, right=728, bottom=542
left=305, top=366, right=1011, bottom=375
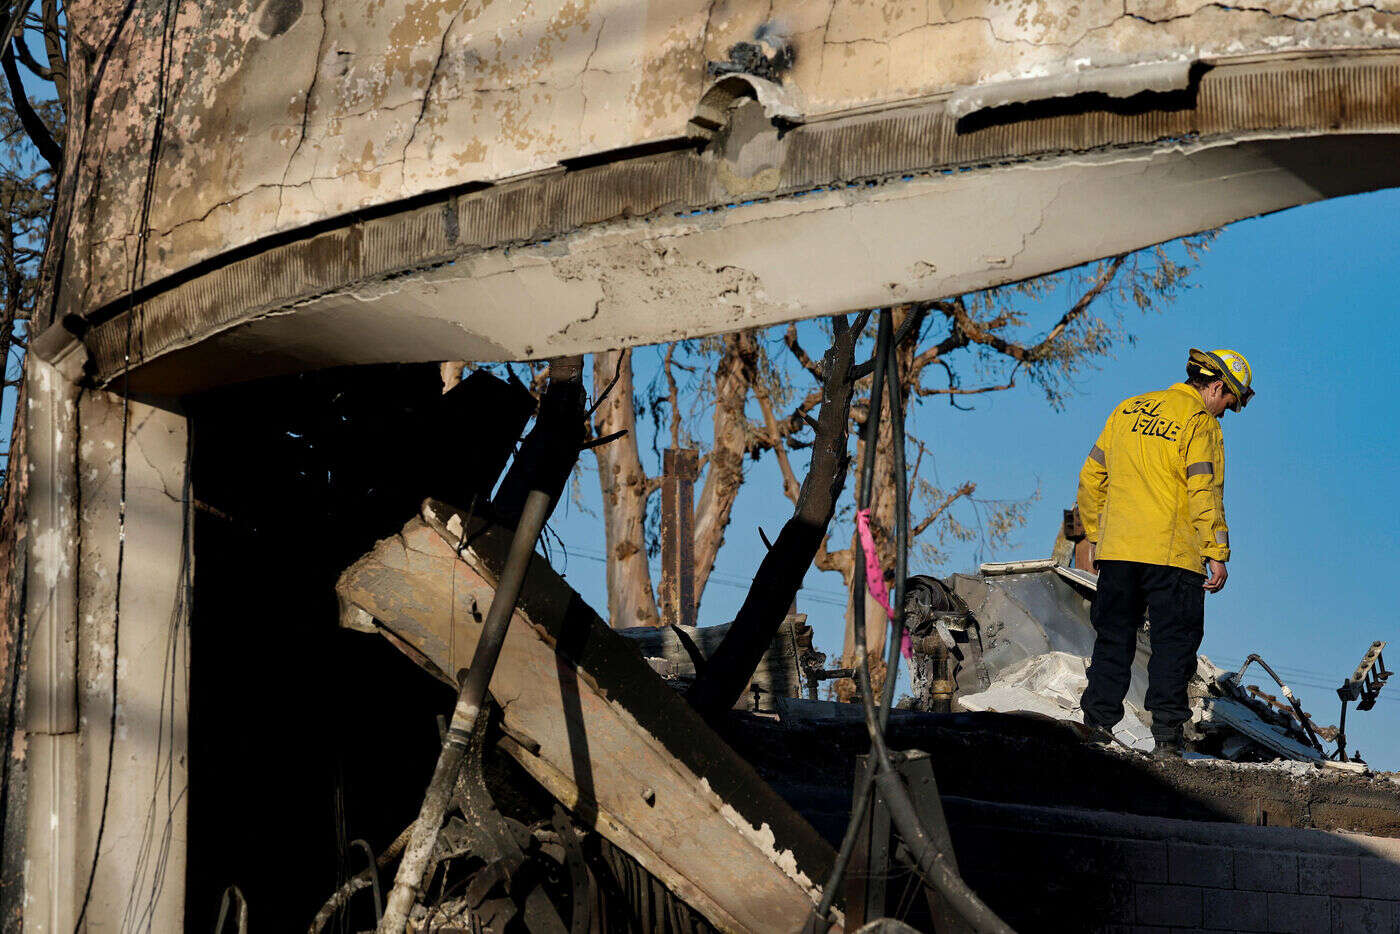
left=548, top=187, right=1400, bottom=770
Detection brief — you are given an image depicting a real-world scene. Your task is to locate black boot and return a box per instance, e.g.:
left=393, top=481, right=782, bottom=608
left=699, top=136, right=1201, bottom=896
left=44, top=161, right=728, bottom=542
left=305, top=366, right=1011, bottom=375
left=1152, top=726, right=1184, bottom=760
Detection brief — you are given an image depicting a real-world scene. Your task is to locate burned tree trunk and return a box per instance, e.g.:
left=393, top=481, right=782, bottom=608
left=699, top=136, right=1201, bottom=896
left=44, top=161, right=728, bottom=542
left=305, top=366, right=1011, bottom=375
left=692, top=329, right=758, bottom=607
left=686, top=316, right=863, bottom=719
left=590, top=349, right=661, bottom=628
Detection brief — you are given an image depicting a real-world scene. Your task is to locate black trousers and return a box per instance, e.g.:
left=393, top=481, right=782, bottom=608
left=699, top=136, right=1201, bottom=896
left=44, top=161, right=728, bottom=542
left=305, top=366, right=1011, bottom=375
left=1081, top=560, right=1205, bottom=741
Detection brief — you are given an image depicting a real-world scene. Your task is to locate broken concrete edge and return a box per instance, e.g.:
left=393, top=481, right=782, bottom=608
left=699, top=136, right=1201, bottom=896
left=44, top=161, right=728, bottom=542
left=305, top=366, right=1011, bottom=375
left=336, top=499, right=837, bottom=909
left=945, top=58, right=1196, bottom=119
left=76, top=49, right=1400, bottom=386
left=940, top=794, right=1400, bottom=860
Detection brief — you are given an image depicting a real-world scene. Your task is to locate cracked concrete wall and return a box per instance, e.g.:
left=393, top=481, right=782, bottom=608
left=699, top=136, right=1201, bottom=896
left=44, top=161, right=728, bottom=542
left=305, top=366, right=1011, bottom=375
left=56, top=0, right=1400, bottom=325
left=23, top=387, right=189, bottom=930
left=89, top=129, right=1400, bottom=392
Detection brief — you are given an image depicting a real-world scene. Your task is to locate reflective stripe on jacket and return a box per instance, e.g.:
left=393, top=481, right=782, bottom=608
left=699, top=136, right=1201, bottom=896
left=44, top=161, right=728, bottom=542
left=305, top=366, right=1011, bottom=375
left=1077, top=382, right=1230, bottom=574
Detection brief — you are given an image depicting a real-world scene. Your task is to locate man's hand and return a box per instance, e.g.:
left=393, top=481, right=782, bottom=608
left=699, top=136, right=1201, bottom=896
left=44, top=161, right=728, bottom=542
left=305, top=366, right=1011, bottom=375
left=1204, top=559, right=1228, bottom=593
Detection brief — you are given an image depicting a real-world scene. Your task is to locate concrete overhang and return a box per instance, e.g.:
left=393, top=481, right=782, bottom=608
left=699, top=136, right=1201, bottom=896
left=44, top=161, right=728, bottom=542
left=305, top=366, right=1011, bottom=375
left=56, top=51, right=1400, bottom=394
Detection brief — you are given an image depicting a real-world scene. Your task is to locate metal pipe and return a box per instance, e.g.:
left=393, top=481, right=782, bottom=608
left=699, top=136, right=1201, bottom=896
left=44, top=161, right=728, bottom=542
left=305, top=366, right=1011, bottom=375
left=378, top=488, right=554, bottom=932
left=1234, top=654, right=1326, bottom=755
left=1335, top=700, right=1350, bottom=763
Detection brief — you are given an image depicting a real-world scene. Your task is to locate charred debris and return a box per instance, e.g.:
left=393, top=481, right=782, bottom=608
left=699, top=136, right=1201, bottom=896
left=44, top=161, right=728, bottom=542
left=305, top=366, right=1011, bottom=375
left=184, top=316, right=1392, bottom=933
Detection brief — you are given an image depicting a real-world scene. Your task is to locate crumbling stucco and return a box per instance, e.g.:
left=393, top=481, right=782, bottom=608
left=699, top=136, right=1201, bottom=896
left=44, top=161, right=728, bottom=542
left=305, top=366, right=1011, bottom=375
left=55, top=0, right=1400, bottom=329
left=87, top=126, right=1400, bottom=393
left=23, top=389, right=190, bottom=930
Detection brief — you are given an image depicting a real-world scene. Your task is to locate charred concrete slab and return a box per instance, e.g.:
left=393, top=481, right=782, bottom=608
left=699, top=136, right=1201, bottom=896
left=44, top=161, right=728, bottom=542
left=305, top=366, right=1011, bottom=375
left=722, top=710, right=1400, bottom=846
left=336, top=499, right=834, bottom=932
left=56, top=1, right=1400, bottom=320
left=83, top=109, right=1400, bottom=393
left=32, top=0, right=1400, bottom=389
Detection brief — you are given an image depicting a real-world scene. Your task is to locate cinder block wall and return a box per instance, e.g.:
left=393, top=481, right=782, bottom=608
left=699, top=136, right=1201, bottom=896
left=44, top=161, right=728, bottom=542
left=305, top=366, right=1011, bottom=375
left=943, top=796, right=1400, bottom=933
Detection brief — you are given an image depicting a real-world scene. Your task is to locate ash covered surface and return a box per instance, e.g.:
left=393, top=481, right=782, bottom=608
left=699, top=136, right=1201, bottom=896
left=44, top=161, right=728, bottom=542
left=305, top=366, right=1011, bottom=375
left=715, top=708, right=1400, bottom=844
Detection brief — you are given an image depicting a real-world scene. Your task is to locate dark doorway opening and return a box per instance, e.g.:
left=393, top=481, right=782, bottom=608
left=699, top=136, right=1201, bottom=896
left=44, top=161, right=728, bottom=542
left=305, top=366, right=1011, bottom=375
left=185, top=364, right=463, bottom=930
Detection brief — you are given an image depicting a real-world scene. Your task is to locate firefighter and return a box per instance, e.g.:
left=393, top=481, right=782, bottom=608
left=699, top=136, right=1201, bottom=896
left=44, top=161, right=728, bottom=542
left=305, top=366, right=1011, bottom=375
left=1076, top=348, right=1254, bottom=758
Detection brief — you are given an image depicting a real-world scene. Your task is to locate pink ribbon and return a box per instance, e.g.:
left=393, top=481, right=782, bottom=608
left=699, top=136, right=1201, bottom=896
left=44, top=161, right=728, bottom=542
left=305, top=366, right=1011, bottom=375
left=856, top=508, right=912, bottom=659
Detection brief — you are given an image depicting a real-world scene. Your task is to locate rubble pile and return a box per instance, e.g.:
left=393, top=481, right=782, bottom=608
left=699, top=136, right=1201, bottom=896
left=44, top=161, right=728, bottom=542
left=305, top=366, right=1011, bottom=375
left=957, top=651, right=1155, bottom=751
left=956, top=650, right=1335, bottom=762
left=907, top=560, right=1359, bottom=765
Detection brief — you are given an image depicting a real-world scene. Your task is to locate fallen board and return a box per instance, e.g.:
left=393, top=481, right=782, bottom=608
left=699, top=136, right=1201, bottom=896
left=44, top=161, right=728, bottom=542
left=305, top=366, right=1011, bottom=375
left=336, top=500, right=835, bottom=932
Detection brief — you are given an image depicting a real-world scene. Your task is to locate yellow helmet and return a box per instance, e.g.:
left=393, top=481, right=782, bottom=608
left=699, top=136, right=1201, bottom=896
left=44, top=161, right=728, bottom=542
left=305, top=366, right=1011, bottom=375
left=1188, top=348, right=1254, bottom=411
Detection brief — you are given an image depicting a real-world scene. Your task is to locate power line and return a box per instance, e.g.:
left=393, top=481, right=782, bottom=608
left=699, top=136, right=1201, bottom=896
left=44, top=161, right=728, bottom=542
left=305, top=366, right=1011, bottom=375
left=555, top=545, right=852, bottom=609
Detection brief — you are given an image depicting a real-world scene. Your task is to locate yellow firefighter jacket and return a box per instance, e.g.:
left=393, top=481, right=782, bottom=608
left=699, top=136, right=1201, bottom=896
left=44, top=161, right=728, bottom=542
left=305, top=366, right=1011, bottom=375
left=1077, top=382, right=1230, bottom=574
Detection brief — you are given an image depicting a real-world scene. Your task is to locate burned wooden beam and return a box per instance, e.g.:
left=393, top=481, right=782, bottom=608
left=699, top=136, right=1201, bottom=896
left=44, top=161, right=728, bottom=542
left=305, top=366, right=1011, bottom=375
left=659, top=448, right=699, bottom=629
left=337, top=500, right=835, bottom=931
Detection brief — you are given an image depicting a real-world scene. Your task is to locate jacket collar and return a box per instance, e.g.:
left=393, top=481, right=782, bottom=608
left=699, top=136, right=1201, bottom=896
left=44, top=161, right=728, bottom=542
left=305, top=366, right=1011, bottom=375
left=1169, top=382, right=1210, bottom=416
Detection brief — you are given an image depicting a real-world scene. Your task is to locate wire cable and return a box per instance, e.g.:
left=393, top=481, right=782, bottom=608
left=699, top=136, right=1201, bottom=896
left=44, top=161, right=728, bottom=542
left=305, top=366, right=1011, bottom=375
left=811, top=313, right=891, bottom=924
left=810, top=312, right=1012, bottom=933
left=74, top=1, right=179, bottom=926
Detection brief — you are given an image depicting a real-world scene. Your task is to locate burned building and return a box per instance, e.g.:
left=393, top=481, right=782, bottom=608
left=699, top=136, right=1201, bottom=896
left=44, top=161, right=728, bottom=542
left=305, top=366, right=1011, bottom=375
left=8, top=1, right=1400, bottom=930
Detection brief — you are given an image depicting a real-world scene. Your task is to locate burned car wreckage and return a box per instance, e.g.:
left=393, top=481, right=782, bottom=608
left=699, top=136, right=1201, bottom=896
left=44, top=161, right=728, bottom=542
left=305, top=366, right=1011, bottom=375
left=7, top=1, right=1400, bottom=931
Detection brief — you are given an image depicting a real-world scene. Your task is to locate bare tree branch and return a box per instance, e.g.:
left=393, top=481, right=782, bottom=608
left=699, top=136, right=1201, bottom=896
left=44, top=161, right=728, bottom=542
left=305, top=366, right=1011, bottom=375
left=783, top=323, right=823, bottom=382
left=662, top=342, right=682, bottom=449
left=813, top=535, right=852, bottom=576
left=693, top=329, right=759, bottom=604
left=11, top=32, right=47, bottom=81
left=911, top=482, right=976, bottom=538
left=752, top=367, right=801, bottom=504
left=1027, top=254, right=1128, bottom=358
left=914, top=360, right=1021, bottom=398
left=936, top=255, right=1129, bottom=364
left=1, top=40, right=59, bottom=171
left=39, top=0, right=62, bottom=103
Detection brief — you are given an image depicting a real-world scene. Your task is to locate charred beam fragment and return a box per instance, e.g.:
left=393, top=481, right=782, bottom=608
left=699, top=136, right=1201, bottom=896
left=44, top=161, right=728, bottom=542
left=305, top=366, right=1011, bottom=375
left=492, top=356, right=586, bottom=525
left=659, top=448, right=699, bottom=629
left=686, top=315, right=863, bottom=719
left=379, top=356, right=585, bottom=933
